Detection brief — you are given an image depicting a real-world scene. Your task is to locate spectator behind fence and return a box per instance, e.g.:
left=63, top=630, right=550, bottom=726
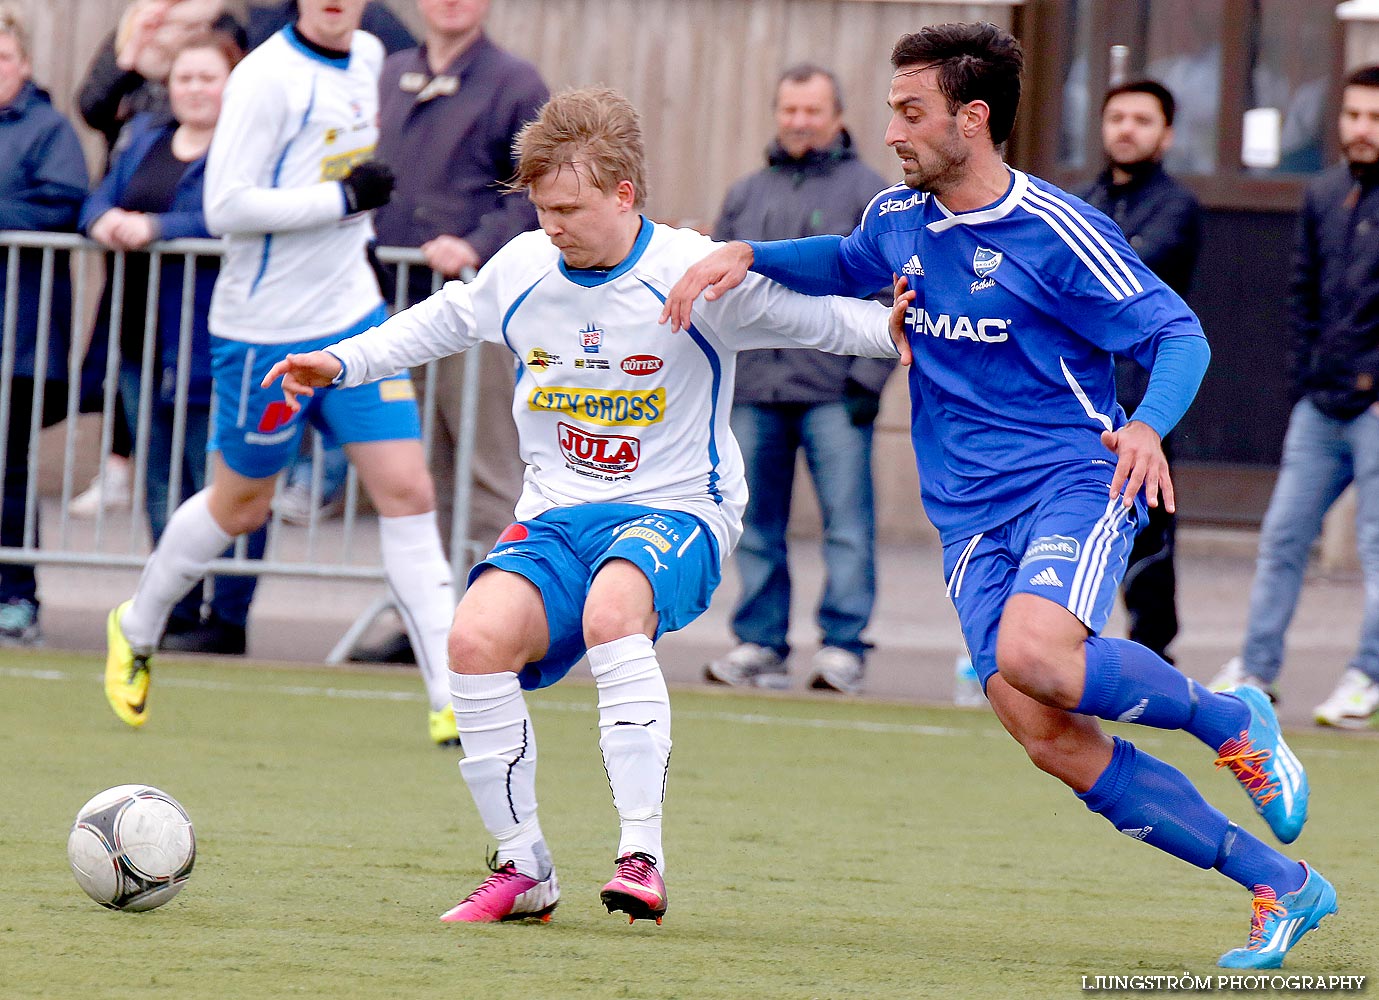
left=0, top=3, right=88, bottom=646
left=101, top=0, right=461, bottom=750
left=1211, top=64, right=1379, bottom=729
left=347, top=0, right=545, bottom=666
left=1079, top=80, right=1203, bottom=664
left=79, top=0, right=245, bottom=171
left=81, top=32, right=264, bottom=657
left=75, top=0, right=246, bottom=518
left=246, top=0, right=414, bottom=54
left=702, top=64, right=894, bottom=696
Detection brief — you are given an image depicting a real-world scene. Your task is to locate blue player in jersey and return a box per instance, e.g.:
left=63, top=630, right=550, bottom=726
left=663, top=22, right=1335, bottom=970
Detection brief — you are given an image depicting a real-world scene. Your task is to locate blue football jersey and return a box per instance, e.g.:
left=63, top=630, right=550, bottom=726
left=822, top=169, right=1206, bottom=544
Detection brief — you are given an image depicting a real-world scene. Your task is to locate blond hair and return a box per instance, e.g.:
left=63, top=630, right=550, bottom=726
left=0, top=2, right=29, bottom=59
left=512, top=87, right=648, bottom=209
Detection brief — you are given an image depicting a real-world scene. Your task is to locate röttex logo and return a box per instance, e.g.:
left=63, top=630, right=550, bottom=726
left=620, top=355, right=663, bottom=376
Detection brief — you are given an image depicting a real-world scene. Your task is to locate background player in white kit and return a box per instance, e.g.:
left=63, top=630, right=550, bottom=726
left=102, top=0, right=462, bottom=747
left=265, top=87, right=908, bottom=925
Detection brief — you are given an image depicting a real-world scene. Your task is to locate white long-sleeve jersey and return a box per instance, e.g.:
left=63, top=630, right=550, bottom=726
left=327, top=220, right=898, bottom=558
left=204, top=27, right=384, bottom=342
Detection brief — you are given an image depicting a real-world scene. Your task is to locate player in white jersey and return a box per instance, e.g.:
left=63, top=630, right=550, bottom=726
left=265, top=87, right=907, bottom=925
left=102, top=0, right=463, bottom=749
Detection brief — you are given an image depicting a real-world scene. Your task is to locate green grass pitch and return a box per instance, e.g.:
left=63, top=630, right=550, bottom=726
left=1, top=650, right=1374, bottom=999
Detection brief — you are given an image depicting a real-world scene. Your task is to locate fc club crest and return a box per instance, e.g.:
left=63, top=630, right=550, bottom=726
left=578, top=323, right=603, bottom=354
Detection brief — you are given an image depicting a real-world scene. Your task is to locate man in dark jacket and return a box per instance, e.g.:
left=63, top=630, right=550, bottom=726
left=0, top=5, right=88, bottom=643
left=1080, top=79, right=1202, bottom=664
left=348, top=0, right=546, bottom=665
left=1213, top=65, right=1379, bottom=728
left=703, top=65, right=894, bottom=695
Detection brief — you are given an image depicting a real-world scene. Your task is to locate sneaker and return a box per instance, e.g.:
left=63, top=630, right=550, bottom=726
left=439, top=857, right=559, bottom=923
left=347, top=630, right=416, bottom=665
left=1208, top=656, right=1279, bottom=703
left=104, top=601, right=151, bottom=728
left=1214, top=686, right=1309, bottom=844
left=809, top=646, right=865, bottom=695
left=704, top=642, right=788, bottom=689
left=0, top=598, right=40, bottom=646
left=1218, top=863, right=1337, bottom=969
left=158, top=614, right=247, bottom=656
left=1313, top=668, right=1379, bottom=729
left=600, top=852, right=668, bottom=925
left=68, top=457, right=132, bottom=518
left=272, top=482, right=345, bottom=526
left=429, top=707, right=461, bottom=747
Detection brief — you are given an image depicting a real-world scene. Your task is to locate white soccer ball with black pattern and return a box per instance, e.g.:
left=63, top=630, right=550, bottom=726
left=67, top=784, right=196, bottom=911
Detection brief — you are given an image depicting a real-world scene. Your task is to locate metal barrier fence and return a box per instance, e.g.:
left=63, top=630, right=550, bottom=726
left=0, top=229, right=485, bottom=660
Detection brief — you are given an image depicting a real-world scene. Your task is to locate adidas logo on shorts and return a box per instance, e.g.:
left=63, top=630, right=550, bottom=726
left=901, top=254, right=924, bottom=276
left=1028, top=567, right=1064, bottom=588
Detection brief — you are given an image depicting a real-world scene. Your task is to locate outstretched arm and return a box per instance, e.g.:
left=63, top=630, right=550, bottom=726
left=261, top=351, right=343, bottom=412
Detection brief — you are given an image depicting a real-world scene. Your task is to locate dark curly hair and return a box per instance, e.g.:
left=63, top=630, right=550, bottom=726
left=890, top=22, right=1024, bottom=145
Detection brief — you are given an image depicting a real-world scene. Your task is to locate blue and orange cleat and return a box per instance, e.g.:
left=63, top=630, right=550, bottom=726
left=1219, top=864, right=1337, bottom=969
left=1214, top=685, right=1308, bottom=843
left=439, top=858, right=559, bottom=923
left=600, top=851, right=668, bottom=925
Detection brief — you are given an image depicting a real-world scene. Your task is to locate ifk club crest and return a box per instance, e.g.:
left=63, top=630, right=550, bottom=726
left=579, top=323, right=603, bottom=353
left=973, top=246, right=1003, bottom=278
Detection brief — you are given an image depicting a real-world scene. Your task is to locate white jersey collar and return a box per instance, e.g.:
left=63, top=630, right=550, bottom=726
left=926, top=168, right=1027, bottom=233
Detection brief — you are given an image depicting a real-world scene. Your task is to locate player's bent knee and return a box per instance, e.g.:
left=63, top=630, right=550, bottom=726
left=448, top=624, right=523, bottom=676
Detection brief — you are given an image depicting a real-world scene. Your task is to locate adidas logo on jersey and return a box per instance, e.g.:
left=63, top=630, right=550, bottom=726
left=1119, top=826, right=1153, bottom=841
left=901, top=255, right=924, bottom=276
left=1028, top=567, right=1064, bottom=588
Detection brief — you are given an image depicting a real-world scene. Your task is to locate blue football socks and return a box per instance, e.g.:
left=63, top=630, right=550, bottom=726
left=1079, top=737, right=1304, bottom=895
left=1078, top=636, right=1249, bottom=749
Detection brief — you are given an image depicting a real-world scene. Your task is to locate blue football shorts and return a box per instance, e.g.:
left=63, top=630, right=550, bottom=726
left=942, top=475, right=1146, bottom=689
left=209, top=304, right=421, bottom=479
left=467, top=503, right=721, bottom=690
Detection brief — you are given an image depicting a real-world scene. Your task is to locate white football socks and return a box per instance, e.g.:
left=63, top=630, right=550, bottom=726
left=379, top=512, right=456, bottom=713
left=450, top=671, right=550, bottom=880
left=588, top=633, right=672, bottom=870
left=121, top=491, right=230, bottom=651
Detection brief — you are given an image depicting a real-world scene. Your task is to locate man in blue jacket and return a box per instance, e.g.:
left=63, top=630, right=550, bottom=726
left=0, top=4, right=88, bottom=644
left=703, top=64, right=894, bottom=695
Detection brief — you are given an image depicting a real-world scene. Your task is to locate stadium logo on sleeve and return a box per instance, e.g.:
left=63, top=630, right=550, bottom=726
left=578, top=323, right=603, bottom=353
left=620, top=355, right=663, bottom=376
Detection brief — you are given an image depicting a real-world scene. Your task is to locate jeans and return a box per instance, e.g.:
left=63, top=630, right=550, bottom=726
left=1241, top=398, right=1379, bottom=683
left=0, top=377, right=67, bottom=605
left=120, top=366, right=265, bottom=629
left=729, top=401, right=877, bottom=658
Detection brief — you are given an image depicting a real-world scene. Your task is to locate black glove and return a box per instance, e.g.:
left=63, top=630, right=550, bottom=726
left=340, top=160, right=395, bottom=214
left=842, top=378, right=882, bottom=427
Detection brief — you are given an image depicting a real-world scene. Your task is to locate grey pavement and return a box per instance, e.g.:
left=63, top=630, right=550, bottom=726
left=25, top=504, right=1369, bottom=730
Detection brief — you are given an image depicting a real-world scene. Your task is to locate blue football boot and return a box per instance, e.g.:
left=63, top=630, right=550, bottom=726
left=1214, top=685, right=1308, bottom=843
left=1219, top=864, right=1337, bottom=969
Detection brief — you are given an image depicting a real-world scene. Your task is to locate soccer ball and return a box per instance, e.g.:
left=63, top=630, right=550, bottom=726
left=67, top=784, right=196, bottom=911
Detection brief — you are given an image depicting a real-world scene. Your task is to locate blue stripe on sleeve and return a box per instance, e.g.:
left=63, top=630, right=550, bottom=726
left=1128, top=334, right=1211, bottom=438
